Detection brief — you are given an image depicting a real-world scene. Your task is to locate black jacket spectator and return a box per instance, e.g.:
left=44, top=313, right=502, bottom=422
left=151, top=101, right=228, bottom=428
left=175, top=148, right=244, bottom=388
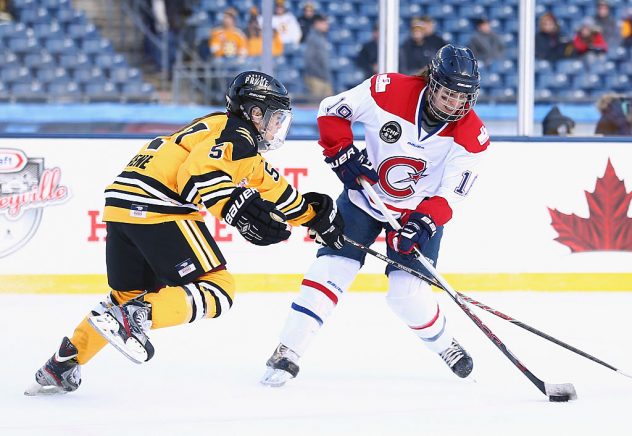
left=400, top=17, right=446, bottom=75
left=468, top=17, right=504, bottom=64
left=298, top=2, right=316, bottom=43
left=535, top=12, right=573, bottom=62
left=356, top=26, right=378, bottom=79
left=595, top=93, right=632, bottom=136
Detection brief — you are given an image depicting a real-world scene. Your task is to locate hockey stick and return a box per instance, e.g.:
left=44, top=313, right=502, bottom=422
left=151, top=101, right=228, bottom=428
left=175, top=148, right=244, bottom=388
left=358, top=178, right=577, bottom=401
left=343, top=235, right=632, bottom=380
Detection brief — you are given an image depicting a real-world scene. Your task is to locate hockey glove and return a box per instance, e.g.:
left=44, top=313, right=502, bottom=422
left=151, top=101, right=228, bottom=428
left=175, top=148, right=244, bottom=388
left=302, top=192, right=345, bottom=249
left=324, top=144, right=379, bottom=190
left=387, top=211, right=436, bottom=255
left=222, top=187, right=291, bottom=246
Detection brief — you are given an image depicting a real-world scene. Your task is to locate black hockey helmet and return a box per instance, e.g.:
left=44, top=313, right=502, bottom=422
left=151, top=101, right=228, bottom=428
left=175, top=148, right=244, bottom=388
left=226, top=71, right=292, bottom=152
left=426, top=44, right=480, bottom=122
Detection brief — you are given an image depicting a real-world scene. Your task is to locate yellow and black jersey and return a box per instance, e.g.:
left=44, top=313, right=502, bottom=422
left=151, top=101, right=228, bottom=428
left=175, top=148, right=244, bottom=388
left=103, top=112, right=316, bottom=226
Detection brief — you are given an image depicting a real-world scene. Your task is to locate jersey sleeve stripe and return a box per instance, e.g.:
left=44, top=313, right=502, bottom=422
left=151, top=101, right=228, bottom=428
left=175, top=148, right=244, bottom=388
left=275, top=185, right=298, bottom=210
left=181, top=171, right=233, bottom=203
left=281, top=198, right=307, bottom=220
left=201, top=187, right=235, bottom=208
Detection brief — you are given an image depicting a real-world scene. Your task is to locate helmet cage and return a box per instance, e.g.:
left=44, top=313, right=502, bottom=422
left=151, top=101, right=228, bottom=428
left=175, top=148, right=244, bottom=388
left=426, top=75, right=478, bottom=122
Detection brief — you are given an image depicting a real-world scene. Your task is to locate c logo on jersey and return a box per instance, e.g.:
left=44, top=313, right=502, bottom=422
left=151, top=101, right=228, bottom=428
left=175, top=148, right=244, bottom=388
left=377, top=156, right=427, bottom=198
left=379, top=121, right=402, bottom=144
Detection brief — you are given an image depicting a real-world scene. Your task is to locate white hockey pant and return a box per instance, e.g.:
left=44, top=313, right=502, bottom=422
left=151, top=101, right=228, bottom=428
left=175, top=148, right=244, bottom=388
left=386, top=270, right=452, bottom=353
left=279, top=255, right=360, bottom=355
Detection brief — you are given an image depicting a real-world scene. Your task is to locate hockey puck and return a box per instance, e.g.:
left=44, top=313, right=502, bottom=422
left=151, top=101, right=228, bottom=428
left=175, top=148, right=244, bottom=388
left=549, top=395, right=570, bottom=402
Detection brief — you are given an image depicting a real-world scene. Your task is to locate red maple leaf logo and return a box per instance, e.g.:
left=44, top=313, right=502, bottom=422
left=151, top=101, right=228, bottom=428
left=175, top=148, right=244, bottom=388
left=548, top=159, right=632, bottom=252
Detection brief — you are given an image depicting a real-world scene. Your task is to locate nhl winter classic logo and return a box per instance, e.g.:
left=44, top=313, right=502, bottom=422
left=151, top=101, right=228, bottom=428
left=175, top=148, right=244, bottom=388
left=379, top=121, right=402, bottom=143
left=0, top=148, right=70, bottom=257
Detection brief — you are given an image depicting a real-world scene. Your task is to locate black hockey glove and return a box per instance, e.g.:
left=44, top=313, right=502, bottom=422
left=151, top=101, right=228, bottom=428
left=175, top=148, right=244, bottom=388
left=302, top=192, right=345, bottom=249
left=387, top=211, right=436, bottom=255
left=324, top=144, right=379, bottom=190
left=222, top=187, right=291, bottom=246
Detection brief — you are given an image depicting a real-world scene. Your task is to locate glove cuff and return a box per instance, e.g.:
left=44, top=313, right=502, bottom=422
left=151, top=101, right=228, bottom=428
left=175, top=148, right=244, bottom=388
left=410, top=212, right=437, bottom=238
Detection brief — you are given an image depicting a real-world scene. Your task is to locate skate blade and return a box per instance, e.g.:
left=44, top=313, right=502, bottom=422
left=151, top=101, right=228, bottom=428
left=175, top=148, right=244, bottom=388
left=24, top=382, right=68, bottom=396
left=260, top=368, right=294, bottom=387
left=88, top=314, right=148, bottom=364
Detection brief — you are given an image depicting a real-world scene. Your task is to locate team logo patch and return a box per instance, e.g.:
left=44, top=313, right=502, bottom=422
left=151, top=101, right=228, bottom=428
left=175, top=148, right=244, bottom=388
left=336, top=104, right=352, bottom=119
left=0, top=148, right=70, bottom=258
left=176, top=258, right=197, bottom=277
left=379, top=121, right=402, bottom=143
left=130, top=204, right=148, bottom=218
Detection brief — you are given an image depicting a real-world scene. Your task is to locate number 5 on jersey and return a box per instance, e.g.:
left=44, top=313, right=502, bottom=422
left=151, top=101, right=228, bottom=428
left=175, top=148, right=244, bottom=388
left=209, top=143, right=226, bottom=159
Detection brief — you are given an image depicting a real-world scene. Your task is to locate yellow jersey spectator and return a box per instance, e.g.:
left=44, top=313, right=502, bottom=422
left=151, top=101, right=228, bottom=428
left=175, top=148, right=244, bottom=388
left=209, top=8, right=247, bottom=58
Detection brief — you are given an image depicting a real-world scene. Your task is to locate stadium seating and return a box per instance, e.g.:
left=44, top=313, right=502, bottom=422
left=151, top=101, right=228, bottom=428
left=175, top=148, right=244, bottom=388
left=3, top=0, right=631, bottom=105
left=2, top=0, right=157, bottom=103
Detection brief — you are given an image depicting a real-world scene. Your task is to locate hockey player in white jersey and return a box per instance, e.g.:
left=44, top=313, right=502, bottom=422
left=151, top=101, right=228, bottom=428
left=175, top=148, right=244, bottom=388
left=261, top=45, right=491, bottom=387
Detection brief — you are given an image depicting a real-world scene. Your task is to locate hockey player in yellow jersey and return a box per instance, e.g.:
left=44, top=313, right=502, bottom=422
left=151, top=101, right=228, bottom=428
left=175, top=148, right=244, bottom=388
left=25, top=71, right=345, bottom=395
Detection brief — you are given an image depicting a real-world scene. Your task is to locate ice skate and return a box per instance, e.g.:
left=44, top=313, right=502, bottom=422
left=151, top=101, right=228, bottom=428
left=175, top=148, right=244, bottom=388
left=88, top=299, right=154, bottom=364
left=439, top=339, right=473, bottom=378
left=260, top=343, right=300, bottom=387
left=24, top=337, right=81, bottom=396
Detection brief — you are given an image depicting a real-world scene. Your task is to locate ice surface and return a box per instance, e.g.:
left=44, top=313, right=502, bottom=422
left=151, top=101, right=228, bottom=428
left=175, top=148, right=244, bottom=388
left=1, top=292, right=631, bottom=436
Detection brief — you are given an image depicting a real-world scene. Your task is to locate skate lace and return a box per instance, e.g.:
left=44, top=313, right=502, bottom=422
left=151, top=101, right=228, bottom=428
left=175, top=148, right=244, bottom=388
left=440, top=342, right=464, bottom=368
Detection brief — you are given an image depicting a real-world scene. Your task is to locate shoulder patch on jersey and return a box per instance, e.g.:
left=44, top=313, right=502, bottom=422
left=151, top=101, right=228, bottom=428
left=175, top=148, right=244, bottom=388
left=370, top=73, right=425, bottom=124
left=438, top=110, right=490, bottom=153
left=379, top=121, right=402, bottom=143
left=218, top=116, right=259, bottom=161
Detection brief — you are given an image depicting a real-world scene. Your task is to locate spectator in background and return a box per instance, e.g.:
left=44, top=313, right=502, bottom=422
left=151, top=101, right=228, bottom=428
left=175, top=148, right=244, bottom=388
left=572, top=17, right=608, bottom=57
left=261, top=0, right=302, bottom=49
left=246, top=7, right=284, bottom=57
left=595, top=93, right=632, bottom=135
left=535, top=12, right=574, bottom=62
left=209, top=8, right=247, bottom=59
left=467, top=17, right=504, bottom=65
left=0, top=0, right=12, bottom=21
left=356, top=24, right=378, bottom=79
left=145, top=0, right=190, bottom=71
left=621, top=8, right=632, bottom=49
left=542, top=106, right=576, bottom=136
left=298, top=2, right=316, bottom=43
left=594, top=0, right=619, bottom=48
left=304, top=14, right=333, bottom=101
left=399, top=16, right=446, bottom=75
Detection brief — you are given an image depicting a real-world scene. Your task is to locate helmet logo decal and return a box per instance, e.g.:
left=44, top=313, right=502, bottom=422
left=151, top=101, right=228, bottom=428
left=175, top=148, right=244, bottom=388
left=379, top=121, right=402, bottom=143
left=244, top=74, right=270, bottom=87
left=377, top=156, right=427, bottom=198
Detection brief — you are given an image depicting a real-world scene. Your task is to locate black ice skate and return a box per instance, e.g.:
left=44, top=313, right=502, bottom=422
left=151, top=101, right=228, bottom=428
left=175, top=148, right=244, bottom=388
left=439, top=339, right=473, bottom=378
left=24, top=337, right=81, bottom=396
left=260, top=343, right=300, bottom=387
left=88, top=299, right=154, bottom=364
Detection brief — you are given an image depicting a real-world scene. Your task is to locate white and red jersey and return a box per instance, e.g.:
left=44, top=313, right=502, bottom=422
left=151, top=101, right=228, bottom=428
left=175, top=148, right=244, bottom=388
left=317, top=73, right=490, bottom=226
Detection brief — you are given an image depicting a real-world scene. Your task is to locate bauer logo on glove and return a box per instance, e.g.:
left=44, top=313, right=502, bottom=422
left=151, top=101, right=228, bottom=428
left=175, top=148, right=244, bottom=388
left=222, top=187, right=290, bottom=246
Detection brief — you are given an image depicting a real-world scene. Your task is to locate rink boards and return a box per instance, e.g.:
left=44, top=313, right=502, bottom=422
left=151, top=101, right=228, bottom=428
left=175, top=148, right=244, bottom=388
left=0, top=137, right=631, bottom=292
